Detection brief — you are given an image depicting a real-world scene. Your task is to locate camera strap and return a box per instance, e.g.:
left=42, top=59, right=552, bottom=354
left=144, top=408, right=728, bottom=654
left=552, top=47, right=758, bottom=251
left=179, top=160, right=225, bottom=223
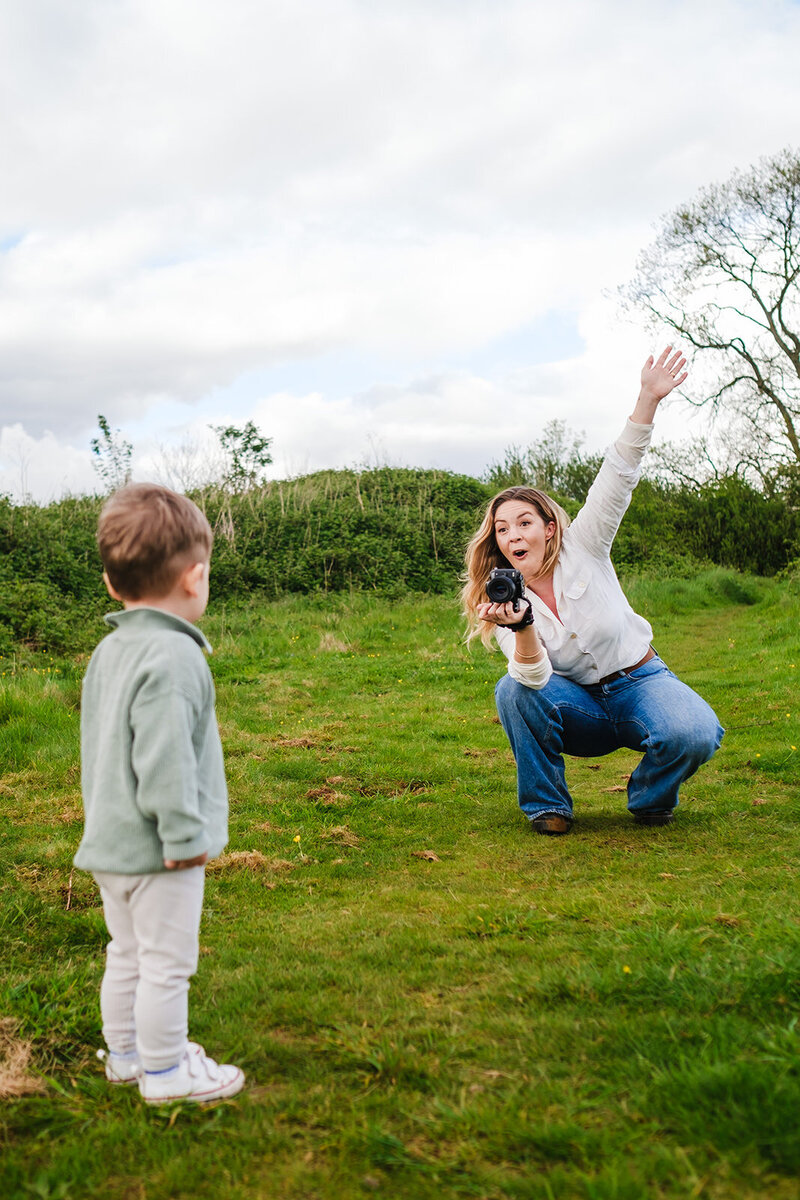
left=511, top=600, right=534, bottom=631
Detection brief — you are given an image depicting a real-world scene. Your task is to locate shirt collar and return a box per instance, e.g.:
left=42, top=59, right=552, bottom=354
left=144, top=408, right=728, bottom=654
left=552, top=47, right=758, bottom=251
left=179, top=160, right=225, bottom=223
left=103, top=607, right=212, bottom=653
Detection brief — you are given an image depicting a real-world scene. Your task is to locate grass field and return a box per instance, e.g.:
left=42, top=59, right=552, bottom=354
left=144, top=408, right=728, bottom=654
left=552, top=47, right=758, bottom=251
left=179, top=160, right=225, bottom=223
left=1, top=570, right=799, bottom=1199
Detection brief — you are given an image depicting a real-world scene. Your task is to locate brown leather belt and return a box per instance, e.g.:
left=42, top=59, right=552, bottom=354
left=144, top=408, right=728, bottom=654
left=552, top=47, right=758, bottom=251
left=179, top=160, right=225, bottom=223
left=597, top=647, right=656, bottom=686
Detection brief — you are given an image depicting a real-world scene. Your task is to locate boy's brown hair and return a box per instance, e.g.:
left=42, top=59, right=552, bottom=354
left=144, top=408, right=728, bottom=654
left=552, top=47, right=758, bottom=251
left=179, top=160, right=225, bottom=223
left=98, top=483, right=213, bottom=601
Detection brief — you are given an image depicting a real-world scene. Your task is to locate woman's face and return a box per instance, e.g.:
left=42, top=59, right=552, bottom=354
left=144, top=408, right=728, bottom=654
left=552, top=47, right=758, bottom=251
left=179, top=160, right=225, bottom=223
left=493, top=499, right=556, bottom=584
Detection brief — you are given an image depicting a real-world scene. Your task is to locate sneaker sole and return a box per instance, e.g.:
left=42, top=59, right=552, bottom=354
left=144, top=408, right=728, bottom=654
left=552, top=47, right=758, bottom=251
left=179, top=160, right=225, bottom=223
left=141, top=1067, right=245, bottom=1105
left=98, top=1050, right=140, bottom=1085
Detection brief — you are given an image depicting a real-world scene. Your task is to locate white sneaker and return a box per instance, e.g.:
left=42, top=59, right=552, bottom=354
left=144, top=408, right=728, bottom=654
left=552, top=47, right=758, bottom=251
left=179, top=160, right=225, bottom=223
left=97, top=1048, right=141, bottom=1084
left=138, top=1042, right=245, bottom=1105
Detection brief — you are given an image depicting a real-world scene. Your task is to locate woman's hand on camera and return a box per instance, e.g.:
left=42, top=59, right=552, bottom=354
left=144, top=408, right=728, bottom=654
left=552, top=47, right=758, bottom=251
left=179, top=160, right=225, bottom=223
left=477, top=601, right=529, bottom=628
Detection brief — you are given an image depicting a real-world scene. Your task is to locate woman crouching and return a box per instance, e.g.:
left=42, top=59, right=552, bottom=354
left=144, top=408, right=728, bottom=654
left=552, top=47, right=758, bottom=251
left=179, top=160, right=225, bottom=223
left=461, top=347, right=723, bottom=836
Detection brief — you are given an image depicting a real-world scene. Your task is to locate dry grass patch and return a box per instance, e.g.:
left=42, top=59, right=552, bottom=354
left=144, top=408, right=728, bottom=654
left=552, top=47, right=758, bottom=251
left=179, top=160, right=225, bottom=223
left=306, top=787, right=349, bottom=806
left=0, top=773, right=81, bottom=817
left=714, top=913, right=743, bottom=928
left=0, top=1018, right=46, bottom=1099
left=207, top=851, right=297, bottom=874
left=357, top=780, right=432, bottom=797
left=275, top=735, right=319, bottom=749
left=319, top=825, right=361, bottom=848
left=11, top=864, right=99, bottom=911
left=3, top=793, right=83, bottom=826
left=318, top=633, right=351, bottom=653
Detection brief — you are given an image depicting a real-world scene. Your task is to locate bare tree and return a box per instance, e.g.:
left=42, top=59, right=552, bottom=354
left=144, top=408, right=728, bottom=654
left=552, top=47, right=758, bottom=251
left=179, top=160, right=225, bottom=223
left=152, top=432, right=227, bottom=493
left=90, top=415, right=133, bottom=493
left=622, top=147, right=800, bottom=478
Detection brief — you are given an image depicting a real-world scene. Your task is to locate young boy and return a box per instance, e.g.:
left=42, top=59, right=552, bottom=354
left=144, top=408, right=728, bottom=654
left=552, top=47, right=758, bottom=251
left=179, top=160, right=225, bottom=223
left=74, top=482, right=244, bottom=1104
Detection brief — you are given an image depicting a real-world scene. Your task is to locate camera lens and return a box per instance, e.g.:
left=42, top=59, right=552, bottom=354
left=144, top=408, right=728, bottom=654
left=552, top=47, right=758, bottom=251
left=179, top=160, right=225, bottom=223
left=487, top=575, right=514, bottom=603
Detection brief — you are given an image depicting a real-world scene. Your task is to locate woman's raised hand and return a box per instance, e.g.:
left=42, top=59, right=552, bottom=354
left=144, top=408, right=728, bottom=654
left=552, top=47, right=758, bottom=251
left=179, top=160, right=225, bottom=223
left=631, top=345, right=688, bottom=423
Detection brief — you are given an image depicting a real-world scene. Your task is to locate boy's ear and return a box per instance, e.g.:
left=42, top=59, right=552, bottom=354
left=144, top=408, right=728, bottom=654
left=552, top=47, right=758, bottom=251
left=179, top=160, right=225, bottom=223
left=181, top=561, right=206, bottom=597
left=102, top=571, right=123, bottom=601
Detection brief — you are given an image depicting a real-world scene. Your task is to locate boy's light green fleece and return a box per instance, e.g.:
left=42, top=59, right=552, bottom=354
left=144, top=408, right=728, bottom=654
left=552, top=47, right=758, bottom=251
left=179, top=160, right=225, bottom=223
left=75, top=608, right=228, bottom=874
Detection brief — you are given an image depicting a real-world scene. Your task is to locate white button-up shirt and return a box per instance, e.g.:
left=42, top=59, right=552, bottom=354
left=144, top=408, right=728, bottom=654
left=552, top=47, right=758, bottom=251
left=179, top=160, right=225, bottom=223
left=496, top=420, right=654, bottom=689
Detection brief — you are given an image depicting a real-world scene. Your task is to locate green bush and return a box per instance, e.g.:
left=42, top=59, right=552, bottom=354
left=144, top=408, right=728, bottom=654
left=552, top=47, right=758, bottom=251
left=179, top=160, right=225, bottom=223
left=0, top=457, right=797, bottom=656
left=197, top=468, right=491, bottom=601
left=674, top=476, right=798, bottom=574
left=0, top=495, right=104, bottom=603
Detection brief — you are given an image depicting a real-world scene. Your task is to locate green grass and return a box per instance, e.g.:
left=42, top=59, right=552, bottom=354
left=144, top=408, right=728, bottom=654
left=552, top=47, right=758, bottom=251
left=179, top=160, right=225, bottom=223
left=1, top=570, right=799, bottom=1199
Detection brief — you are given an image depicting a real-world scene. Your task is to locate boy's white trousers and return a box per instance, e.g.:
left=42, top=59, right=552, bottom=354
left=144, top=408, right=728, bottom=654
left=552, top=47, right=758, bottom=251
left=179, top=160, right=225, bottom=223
left=93, top=867, right=205, bottom=1072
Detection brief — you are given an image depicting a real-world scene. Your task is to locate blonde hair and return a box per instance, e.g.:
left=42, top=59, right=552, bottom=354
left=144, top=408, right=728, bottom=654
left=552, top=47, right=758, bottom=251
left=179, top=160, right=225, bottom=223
left=461, top=486, right=570, bottom=648
left=98, top=483, right=213, bottom=601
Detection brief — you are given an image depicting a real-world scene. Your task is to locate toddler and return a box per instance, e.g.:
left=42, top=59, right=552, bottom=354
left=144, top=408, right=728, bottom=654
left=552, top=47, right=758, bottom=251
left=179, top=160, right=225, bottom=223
left=75, top=483, right=244, bottom=1103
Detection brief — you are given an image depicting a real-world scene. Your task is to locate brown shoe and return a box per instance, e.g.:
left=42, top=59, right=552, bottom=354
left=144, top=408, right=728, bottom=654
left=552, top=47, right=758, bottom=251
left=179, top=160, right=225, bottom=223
left=531, top=813, right=573, bottom=836
left=633, top=811, right=674, bottom=827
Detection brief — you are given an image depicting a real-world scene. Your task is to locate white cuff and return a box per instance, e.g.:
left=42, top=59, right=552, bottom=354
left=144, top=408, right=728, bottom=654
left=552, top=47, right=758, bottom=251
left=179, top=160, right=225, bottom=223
left=507, top=653, right=553, bottom=690
left=614, top=418, right=654, bottom=468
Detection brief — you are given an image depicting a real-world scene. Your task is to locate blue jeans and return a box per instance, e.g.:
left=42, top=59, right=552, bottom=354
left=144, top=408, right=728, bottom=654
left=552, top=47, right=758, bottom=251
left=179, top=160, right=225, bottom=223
left=495, top=654, right=724, bottom=821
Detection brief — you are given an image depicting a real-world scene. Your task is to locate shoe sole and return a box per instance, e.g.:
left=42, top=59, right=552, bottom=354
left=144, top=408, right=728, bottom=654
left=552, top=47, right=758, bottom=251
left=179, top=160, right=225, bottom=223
left=141, top=1068, right=245, bottom=1105
left=98, top=1050, right=140, bottom=1085
left=531, top=816, right=573, bottom=836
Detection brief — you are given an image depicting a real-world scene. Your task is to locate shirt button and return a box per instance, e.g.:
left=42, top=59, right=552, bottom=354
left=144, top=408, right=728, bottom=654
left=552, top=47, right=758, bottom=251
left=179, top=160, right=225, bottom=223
left=570, top=633, right=577, bottom=639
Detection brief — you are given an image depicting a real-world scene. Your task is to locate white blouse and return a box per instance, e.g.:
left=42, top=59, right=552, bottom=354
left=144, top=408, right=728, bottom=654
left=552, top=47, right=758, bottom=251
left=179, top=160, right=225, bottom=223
left=496, top=419, right=655, bottom=689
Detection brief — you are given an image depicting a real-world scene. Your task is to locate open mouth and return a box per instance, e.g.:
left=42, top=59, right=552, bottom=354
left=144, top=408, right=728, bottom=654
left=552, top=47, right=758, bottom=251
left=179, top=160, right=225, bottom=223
left=513, top=549, right=527, bottom=559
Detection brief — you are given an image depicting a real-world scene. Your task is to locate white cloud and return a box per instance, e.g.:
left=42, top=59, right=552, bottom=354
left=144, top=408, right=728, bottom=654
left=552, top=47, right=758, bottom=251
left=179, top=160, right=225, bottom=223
left=1, top=0, right=799, bottom=492
left=184, top=317, right=702, bottom=485
left=0, top=424, right=96, bottom=502
left=0, top=224, right=635, bottom=434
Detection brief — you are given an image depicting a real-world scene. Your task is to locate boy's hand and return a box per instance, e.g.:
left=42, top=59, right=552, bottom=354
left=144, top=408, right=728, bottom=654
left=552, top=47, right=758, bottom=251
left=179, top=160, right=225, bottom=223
left=164, top=852, right=209, bottom=870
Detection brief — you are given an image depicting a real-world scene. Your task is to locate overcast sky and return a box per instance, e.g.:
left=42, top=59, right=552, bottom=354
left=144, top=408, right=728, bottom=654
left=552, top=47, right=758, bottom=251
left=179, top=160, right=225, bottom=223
left=2, top=0, right=800, bottom=500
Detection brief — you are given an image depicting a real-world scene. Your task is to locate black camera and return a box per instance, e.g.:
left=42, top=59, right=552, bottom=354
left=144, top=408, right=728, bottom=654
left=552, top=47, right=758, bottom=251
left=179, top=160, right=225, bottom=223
left=486, top=567, right=526, bottom=611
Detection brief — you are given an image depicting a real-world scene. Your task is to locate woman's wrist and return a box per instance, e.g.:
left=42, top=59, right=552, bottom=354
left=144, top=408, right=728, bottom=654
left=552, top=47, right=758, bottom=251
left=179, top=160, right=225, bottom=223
left=511, top=600, right=534, bottom=630
left=630, top=389, right=660, bottom=425
left=512, top=625, right=544, bottom=662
